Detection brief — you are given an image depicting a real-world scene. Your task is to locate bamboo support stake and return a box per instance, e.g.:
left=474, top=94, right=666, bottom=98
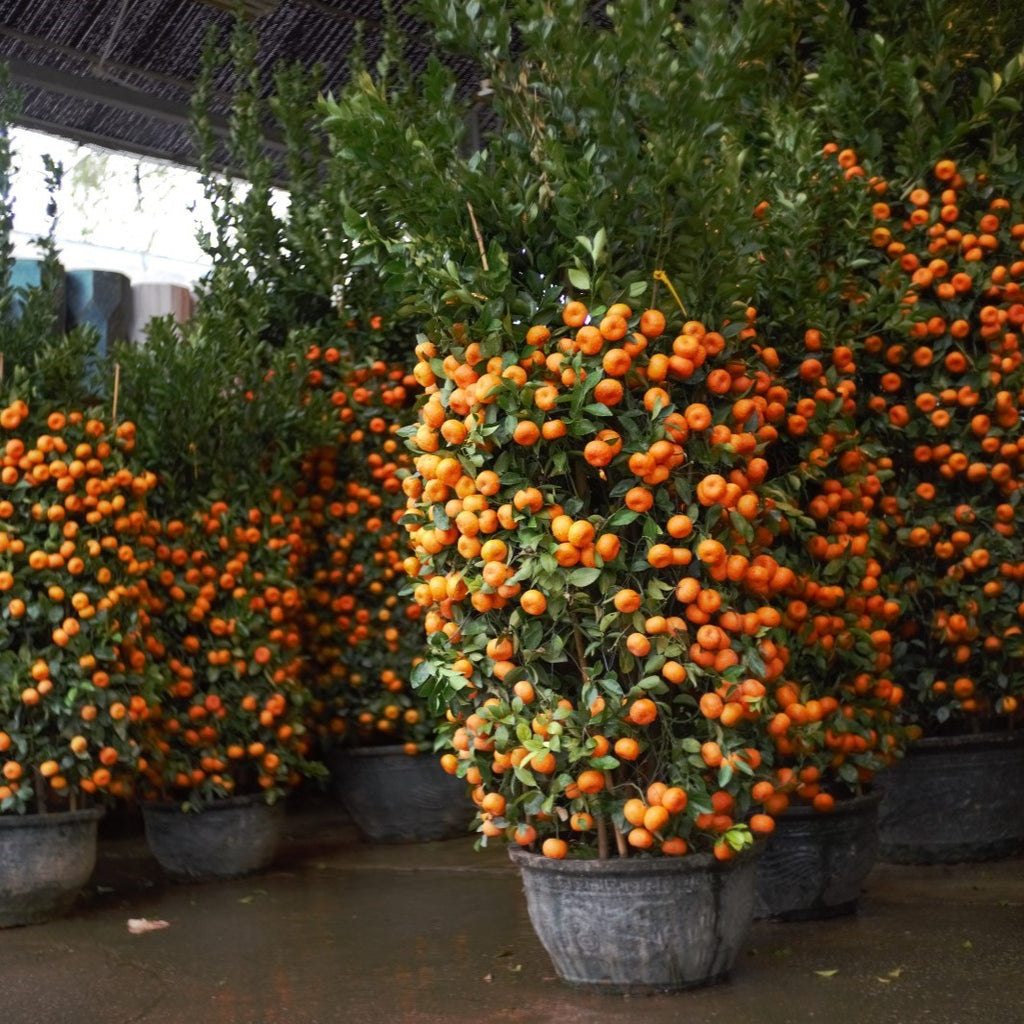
left=111, top=362, right=121, bottom=424
left=466, top=201, right=489, bottom=272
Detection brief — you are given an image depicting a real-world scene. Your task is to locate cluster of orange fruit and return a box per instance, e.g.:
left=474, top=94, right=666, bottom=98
left=134, top=498, right=312, bottom=804
left=761, top=146, right=1024, bottom=731
left=854, top=152, right=1024, bottom=725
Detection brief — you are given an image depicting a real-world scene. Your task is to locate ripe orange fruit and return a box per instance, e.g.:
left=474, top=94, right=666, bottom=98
left=623, top=797, right=648, bottom=827
left=625, top=632, right=651, bottom=657
left=514, top=823, right=538, bottom=845
left=628, top=698, right=658, bottom=725
left=614, top=737, right=640, bottom=761
left=627, top=826, right=655, bottom=849
left=541, top=836, right=569, bottom=859
left=643, top=804, right=670, bottom=833
left=639, top=309, right=666, bottom=338
left=562, top=301, right=588, bottom=328
left=481, top=792, right=507, bottom=816
left=661, top=786, right=688, bottom=814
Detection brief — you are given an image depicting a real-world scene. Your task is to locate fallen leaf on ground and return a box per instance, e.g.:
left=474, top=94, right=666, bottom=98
left=127, top=918, right=170, bottom=934
left=815, top=969, right=839, bottom=978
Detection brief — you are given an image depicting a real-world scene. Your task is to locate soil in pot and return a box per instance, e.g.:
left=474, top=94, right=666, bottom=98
left=509, top=846, right=759, bottom=993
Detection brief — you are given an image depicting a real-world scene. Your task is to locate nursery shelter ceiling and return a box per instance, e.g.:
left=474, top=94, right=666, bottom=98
left=0, top=0, right=486, bottom=173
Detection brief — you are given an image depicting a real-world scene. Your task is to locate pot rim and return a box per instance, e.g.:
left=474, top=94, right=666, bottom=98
left=331, top=743, right=427, bottom=759
left=771, top=788, right=881, bottom=820
left=909, top=730, right=1024, bottom=754
left=508, top=844, right=759, bottom=876
left=0, top=806, right=103, bottom=829
left=140, top=793, right=283, bottom=815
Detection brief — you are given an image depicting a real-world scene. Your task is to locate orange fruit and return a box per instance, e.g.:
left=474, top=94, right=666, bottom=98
left=541, top=836, right=569, bottom=859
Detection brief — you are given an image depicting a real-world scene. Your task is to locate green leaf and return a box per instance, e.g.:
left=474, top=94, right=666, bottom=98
left=567, top=267, right=591, bottom=291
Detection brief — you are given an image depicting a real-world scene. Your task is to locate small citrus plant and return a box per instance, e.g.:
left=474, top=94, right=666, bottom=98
left=0, top=398, right=157, bottom=813
left=295, top=330, right=434, bottom=755
left=746, top=143, right=914, bottom=808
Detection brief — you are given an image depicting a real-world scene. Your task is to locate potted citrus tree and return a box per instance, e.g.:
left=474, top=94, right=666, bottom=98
left=0, top=390, right=156, bottom=921
left=311, top=0, right=909, bottom=987
left=403, top=286, right=812, bottom=988
left=0, top=112, right=161, bottom=923
left=841, top=154, right=1024, bottom=863
left=113, top=313, right=323, bottom=879
left=131, top=493, right=313, bottom=879
left=742, top=141, right=912, bottom=917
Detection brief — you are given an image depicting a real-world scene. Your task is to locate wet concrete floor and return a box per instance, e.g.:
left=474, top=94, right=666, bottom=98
left=4, top=799, right=1023, bottom=1024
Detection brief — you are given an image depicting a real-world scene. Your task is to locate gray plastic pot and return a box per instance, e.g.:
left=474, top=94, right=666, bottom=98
left=509, top=846, right=759, bottom=993
left=328, top=745, right=470, bottom=843
left=142, top=794, right=285, bottom=880
left=877, top=731, right=1024, bottom=864
left=0, top=808, right=101, bottom=927
left=755, top=790, right=880, bottom=920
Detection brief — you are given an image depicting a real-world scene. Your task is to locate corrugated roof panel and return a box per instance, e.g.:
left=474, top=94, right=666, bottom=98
left=1, top=0, right=483, bottom=166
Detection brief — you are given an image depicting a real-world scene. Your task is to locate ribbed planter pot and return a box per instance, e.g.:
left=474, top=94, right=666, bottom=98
left=141, top=794, right=286, bottom=880
left=65, top=269, right=132, bottom=358
left=329, top=745, right=470, bottom=843
left=755, top=791, right=880, bottom=921
left=129, top=282, right=194, bottom=344
left=877, top=731, right=1024, bottom=864
left=509, top=847, right=759, bottom=993
left=0, top=808, right=101, bottom=928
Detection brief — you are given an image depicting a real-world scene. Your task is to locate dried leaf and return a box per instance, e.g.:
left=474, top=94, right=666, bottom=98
left=815, top=969, right=839, bottom=978
left=127, top=918, right=170, bottom=935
